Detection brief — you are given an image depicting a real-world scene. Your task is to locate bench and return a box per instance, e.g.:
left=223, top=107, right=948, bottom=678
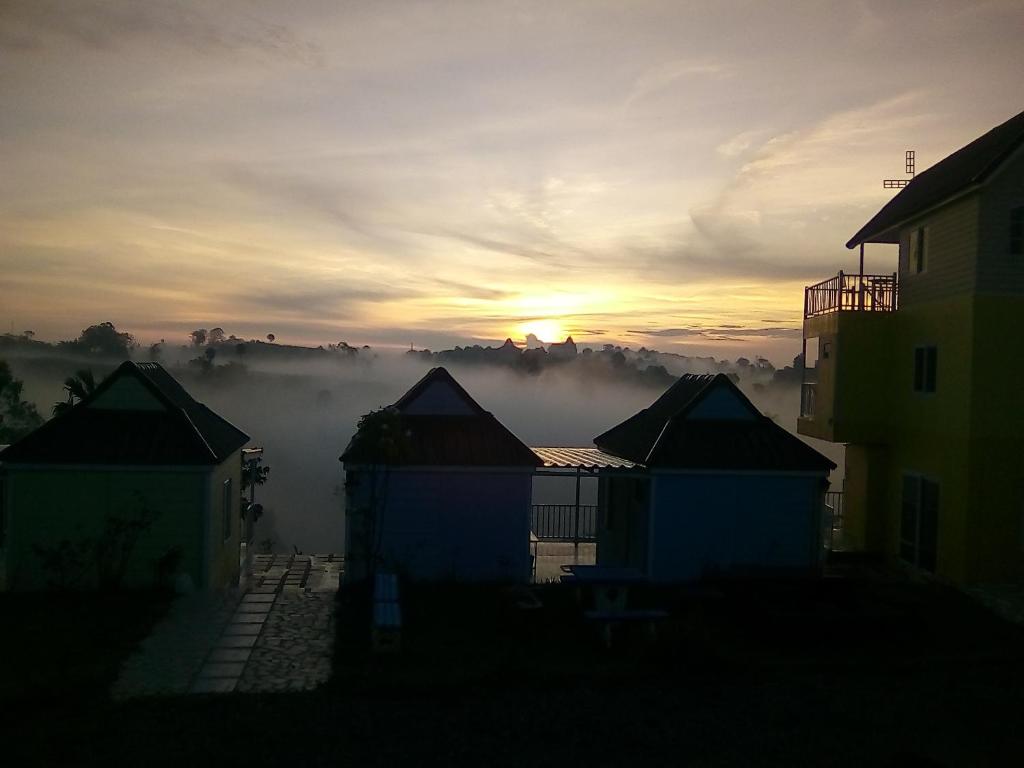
left=372, top=572, right=402, bottom=653
left=583, top=609, right=670, bottom=648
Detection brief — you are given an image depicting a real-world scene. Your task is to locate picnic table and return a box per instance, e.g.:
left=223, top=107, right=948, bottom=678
left=560, top=565, right=668, bottom=647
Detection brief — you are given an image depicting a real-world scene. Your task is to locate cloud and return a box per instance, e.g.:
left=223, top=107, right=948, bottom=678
left=233, top=284, right=404, bottom=316
left=627, top=326, right=801, bottom=340
left=716, top=130, right=761, bottom=158
left=625, top=59, right=728, bottom=107
left=0, top=0, right=324, bottom=65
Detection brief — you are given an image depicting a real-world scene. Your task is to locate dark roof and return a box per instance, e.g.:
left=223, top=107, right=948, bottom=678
left=341, top=367, right=541, bottom=468
left=343, top=414, right=542, bottom=467
left=594, top=374, right=728, bottom=462
left=847, top=109, right=1024, bottom=247
left=0, top=362, right=249, bottom=466
left=595, top=374, right=834, bottom=472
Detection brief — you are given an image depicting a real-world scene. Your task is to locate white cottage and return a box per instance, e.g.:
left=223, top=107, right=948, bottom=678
left=340, top=367, right=541, bottom=583
left=594, top=374, right=835, bottom=581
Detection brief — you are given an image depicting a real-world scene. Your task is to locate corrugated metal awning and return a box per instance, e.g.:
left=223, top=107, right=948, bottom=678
left=530, top=446, right=640, bottom=470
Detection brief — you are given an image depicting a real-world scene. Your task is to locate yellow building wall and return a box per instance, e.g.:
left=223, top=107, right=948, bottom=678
left=964, top=294, right=1024, bottom=582
left=800, top=311, right=895, bottom=444
left=842, top=443, right=889, bottom=552
left=866, top=294, right=975, bottom=582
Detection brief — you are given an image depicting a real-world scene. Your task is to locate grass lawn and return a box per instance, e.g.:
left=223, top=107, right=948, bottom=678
left=0, top=591, right=170, bottom=703
left=5, top=569, right=1024, bottom=767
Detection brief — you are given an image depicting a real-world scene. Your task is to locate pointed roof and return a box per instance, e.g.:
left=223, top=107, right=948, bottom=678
left=341, top=367, right=541, bottom=467
left=847, top=109, right=1024, bottom=247
left=0, top=361, right=249, bottom=465
left=392, top=366, right=484, bottom=415
left=595, top=374, right=834, bottom=472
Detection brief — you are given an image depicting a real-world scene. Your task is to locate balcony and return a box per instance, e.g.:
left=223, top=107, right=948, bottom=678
left=804, top=271, right=898, bottom=318
left=799, top=271, right=899, bottom=444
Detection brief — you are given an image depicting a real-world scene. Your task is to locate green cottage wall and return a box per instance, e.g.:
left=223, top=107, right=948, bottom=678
left=2, top=466, right=211, bottom=591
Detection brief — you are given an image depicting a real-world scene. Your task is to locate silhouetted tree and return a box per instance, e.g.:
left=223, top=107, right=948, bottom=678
left=0, top=360, right=43, bottom=442
left=266, top=333, right=276, bottom=343
left=62, top=322, right=136, bottom=357
left=190, top=329, right=208, bottom=347
left=348, top=408, right=411, bottom=579
left=53, top=368, right=97, bottom=415
left=204, top=346, right=217, bottom=363
left=208, top=327, right=226, bottom=345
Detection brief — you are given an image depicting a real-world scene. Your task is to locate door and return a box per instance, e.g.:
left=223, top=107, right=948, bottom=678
left=900, top=474, right=938, bottom=572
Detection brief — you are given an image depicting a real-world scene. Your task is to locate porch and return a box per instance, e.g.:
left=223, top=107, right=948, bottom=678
left=530, top=446, right=644, bottom=581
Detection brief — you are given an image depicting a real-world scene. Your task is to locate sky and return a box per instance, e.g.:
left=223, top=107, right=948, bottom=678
left=2, top=0, right=1023, bottom=365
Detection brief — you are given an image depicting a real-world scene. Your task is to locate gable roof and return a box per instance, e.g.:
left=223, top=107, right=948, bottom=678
left=392, top=366, right=485, bottom=415
left=0, top=361, right=249, bottom=466
left=847, top=108, right=1024, bottom=248
left=594, top=374, right=834, bottom=472
left=341, top=367, right=541, bottom=467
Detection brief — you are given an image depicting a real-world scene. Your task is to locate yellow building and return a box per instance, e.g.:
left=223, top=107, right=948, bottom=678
left=798, top=109, right=1024, bottom=585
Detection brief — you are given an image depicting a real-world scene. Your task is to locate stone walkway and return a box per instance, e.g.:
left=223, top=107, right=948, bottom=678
left=111, top=588, right=242, bottom=699
left=112, top=553, right=341, bottom=698
left=964, top=583, right=1024, bottom=625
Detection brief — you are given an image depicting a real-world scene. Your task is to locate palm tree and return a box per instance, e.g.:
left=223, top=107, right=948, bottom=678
left=52, top=368, right=97, bottom=416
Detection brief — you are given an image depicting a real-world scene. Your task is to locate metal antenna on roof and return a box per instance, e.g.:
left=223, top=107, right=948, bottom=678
left=883, top=150, right=915, bottom=188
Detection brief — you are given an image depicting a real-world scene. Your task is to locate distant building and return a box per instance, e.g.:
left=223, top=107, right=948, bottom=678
left=340, top=367, right=541, bottom=583
left=0, top=362, right=249, bottom=591
left=595, top=374, right=834, bottom=581
left=547, top=335, right=578, bottom=359
left=798, top=109, right=1024, bottom=584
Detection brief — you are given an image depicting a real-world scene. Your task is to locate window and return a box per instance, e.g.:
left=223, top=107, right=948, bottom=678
left=222, top=478, right=233, bottom=541
left=909, top=226, right=928, bottom=273
left=822, top=341, right=832, bottom=360
left=1011, top=206, right=1023, bottom=256
left=913, top=346, right=937, bottom=393
left=901, top=474, right=939, bottom=572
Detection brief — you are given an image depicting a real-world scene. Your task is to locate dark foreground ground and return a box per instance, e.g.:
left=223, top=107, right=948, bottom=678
left=4, top=565, right=1024, bottom=767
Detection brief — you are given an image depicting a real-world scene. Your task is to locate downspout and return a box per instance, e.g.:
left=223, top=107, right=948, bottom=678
left=858, top=243, right=865, bottom=310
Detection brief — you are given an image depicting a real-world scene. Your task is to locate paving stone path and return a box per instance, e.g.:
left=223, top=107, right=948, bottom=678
left=111, top=588, right=242, bottom=699
left=112, top=554, right=341, bottom=698
left=964, top=584, right=1024, bottom=625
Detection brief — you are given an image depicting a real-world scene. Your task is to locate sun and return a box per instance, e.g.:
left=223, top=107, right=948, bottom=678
left=516, top=319, right=566, bottom=344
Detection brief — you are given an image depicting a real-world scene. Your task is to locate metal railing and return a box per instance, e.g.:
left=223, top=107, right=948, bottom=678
left=531, top=504, right=598, bottom=542
left=804, top=272, right=898, bottom=318
left=824, top=490, right=844, bottom=551
left=800, top=382, right=817, bottom=419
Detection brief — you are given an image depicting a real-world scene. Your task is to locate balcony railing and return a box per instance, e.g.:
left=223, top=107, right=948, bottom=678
left=800, top=382, right=816, bottom=419
left=531, top=504, right=598, bottom=542
left=804, top=271, right=898, bottom=318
